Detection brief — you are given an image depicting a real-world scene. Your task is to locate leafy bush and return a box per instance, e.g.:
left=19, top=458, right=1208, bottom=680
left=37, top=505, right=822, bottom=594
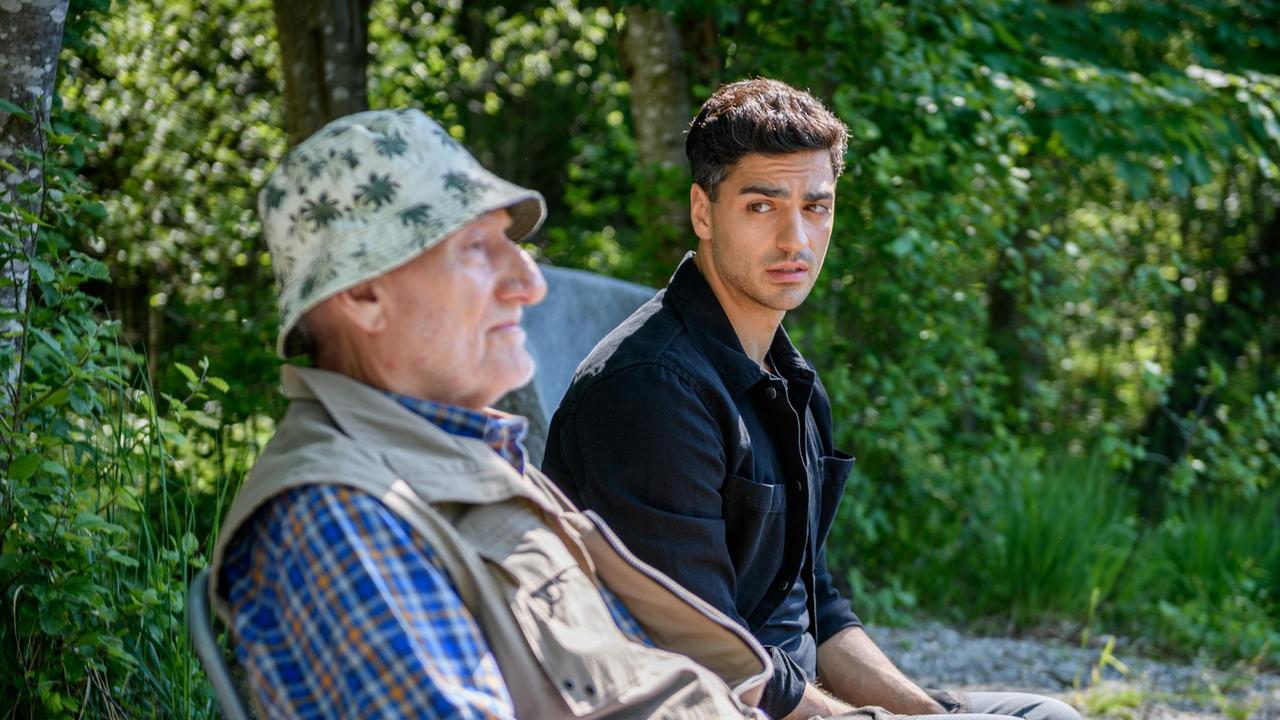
left=0, top=107, right=248, bottom=719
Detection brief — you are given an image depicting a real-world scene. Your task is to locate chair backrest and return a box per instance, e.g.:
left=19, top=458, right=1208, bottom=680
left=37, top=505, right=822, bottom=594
left=190, top=265, right=655, bottom=714
left=188, top=567, right=251, bottom=719
left=496, top=265, right=655, bottom=465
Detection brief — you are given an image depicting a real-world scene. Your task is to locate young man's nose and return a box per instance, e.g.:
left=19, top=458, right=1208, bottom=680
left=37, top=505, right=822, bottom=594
left=775, top=210, right=809, bottom=253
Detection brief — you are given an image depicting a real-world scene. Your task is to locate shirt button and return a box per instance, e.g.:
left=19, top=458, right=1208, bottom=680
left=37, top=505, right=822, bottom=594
left=778, top=579, right=790, bottom=591
left=792, top=480, right=803, bottom=493
left=765, top=387, right=778, bottom=400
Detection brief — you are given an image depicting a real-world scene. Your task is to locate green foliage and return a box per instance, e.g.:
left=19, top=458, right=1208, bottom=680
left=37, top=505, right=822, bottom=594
left=1172, top=390, right=1280, bottom=498
left=61, top=0, right=286, bottom=420
left=1142, top=496, right=1280, bottom=665
left=45, top=0, right=1280, bottom=694
left=952, top=453, right=1139, bottom=626
left=0, top=111, right=242, bottom=718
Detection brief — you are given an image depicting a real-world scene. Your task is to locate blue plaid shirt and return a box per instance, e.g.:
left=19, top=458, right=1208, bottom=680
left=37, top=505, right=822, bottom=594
left=220, top=394, right=649, bottom=718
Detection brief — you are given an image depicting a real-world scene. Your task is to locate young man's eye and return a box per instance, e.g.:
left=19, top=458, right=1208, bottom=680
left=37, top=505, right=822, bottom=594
left=747, top=201, right=772, bottom=213
left=807, top=204, right=832, bottom=215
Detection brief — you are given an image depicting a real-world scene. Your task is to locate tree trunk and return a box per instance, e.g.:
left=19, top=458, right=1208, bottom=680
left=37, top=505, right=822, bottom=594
left=620, top=5, right=691, bottom=260
left=987, top=225, right=1047, bottom=415
left=271, top=0, right=372, bottom=147
left=0, top=0, right=70, bottom=411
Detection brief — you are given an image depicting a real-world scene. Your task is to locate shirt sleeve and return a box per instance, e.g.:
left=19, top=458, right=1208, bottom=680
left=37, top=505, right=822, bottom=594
left=219, top=484, right=515, bottom=719
left=545, top=362, right=807, bottom=719
left=812, top=544, right=861, bottom=644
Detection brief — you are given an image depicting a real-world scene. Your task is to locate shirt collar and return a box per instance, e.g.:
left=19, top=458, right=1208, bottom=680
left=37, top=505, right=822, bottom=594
left=664, top=252, right=815, bottom=399
left=384, top=392, right=529, bottom=474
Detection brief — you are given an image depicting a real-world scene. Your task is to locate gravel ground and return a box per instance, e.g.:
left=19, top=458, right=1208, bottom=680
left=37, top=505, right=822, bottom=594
left=872, top=621, right=1280, bottom=719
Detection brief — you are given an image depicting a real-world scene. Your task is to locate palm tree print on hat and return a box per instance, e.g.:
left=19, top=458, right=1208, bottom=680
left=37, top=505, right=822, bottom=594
left=342, top=149, right=361, bottom=169
left=262, top=183, right=287, bottom=212
left=374, top=132, right=409, bottom=158
left=443, top=171, right=492, bottom=208
left=356, top=173, right=399, bottom=209
left=295, top=251, right=340, bottom=305
left=399, top=203, right=444, bottom=247
left=304, top=155, right=328, bottom=181
left=301, top=192, right=343, bottom=232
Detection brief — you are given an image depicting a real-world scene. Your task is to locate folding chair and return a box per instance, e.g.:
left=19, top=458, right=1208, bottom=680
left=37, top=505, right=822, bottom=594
left=188, top=567, right=251, bottom=720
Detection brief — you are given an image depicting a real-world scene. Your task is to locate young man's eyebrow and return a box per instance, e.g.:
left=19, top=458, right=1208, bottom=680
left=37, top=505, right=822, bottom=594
left=738, top=184, right=788, bottom=198
left=736, top=185, right=834, bottom=202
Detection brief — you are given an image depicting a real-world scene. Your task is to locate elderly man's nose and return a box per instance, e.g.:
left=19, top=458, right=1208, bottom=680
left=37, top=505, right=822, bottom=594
left=498, top=247, right=547, bottom=304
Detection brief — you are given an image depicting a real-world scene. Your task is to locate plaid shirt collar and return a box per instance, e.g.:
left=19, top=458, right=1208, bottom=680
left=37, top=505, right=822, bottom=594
left=385, top=392, right=528, bottom=474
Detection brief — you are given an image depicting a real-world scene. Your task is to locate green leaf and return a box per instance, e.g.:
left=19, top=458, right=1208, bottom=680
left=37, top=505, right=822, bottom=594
left=0, top=98, right=31, bottom=120
left=105, top=549, right=138, bottom=568
left=10, top=453, right=41, bottom=480
left=33, top=387, right=69, bottom=411
left=1115, top=159, right=1152, bottom=199
left=991, top=21, right=1023, bottom=52
left=207, top=376, right=229, bottom=393
left=82, top=202, right=107, bottom=220
left=30, top=327, right=63, bottom=356
left=39, top=610, right=68, bottom=636
left=174, top=362, right=198, bottom=385
left=114, top=486, right=142, bottom=513
left=30, top=259, right=55, bottom=283
left=73, top=512, right=124, bottom=535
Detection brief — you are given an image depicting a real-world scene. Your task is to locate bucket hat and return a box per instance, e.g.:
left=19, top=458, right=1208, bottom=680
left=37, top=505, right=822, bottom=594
left=259, top=108, right=547, bottom=357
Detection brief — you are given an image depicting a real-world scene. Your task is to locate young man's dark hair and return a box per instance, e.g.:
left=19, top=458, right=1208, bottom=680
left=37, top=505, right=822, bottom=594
left=685, top=77, right=849, bottom=199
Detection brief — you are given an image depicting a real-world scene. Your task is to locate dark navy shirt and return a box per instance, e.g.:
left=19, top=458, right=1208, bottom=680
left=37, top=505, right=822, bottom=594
left=543, top=253, right=858, bottom=719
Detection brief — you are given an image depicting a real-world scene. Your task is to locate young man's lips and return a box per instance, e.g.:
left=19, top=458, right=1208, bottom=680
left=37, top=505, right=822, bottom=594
left=766, top=265, right=810, bottom=282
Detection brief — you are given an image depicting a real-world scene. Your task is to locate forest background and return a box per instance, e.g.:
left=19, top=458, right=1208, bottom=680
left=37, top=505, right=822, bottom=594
left=1, top=0, right=1279, bottom=717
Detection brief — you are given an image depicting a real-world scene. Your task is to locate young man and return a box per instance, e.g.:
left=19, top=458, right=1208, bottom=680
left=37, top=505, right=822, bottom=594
left=543, top=78, right=1082, bottom=720
left=207, top=109, right=774, bottom=719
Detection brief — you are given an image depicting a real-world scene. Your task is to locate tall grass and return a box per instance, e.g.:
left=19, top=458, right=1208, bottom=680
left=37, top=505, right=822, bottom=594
left=843, top=446, right=1280, bottom=668
left=954, top=453, right=1140, bottom=628
left=1137, top=495, right=1280, bottom=664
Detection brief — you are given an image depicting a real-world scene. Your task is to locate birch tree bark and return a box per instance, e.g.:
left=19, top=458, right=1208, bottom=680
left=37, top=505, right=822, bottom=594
left=620, top=5, right=691, bottom=250
left=0, top=0, right=70, bottom=410
left=272, top=0, right=372, bottom=146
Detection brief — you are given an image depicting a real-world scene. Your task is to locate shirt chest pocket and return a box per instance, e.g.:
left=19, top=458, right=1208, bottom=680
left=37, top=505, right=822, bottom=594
left=462, top=506, right=644, bottom=716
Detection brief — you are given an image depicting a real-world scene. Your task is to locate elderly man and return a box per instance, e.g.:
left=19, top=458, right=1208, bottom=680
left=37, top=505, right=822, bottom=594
left=207, top=109, right=774, bottom=719
left=544, top=79, right=1083, bottom=720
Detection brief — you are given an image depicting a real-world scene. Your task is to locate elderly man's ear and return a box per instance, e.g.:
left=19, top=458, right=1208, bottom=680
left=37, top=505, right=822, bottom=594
left=320, top=279, right=390, bottom=335
left=302, top=280, right=390, bottom=371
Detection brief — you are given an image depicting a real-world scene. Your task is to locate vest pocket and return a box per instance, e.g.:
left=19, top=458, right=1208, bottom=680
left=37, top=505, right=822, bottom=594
left=470, top=517, right=644, bottom=716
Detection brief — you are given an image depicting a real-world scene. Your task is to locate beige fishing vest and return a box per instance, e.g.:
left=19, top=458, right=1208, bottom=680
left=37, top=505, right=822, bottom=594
left=209, top=366, right=772, bottom=719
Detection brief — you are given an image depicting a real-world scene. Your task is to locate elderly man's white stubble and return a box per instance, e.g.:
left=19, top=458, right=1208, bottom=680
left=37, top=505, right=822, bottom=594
left=304, top=209, right=547, bottom=410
